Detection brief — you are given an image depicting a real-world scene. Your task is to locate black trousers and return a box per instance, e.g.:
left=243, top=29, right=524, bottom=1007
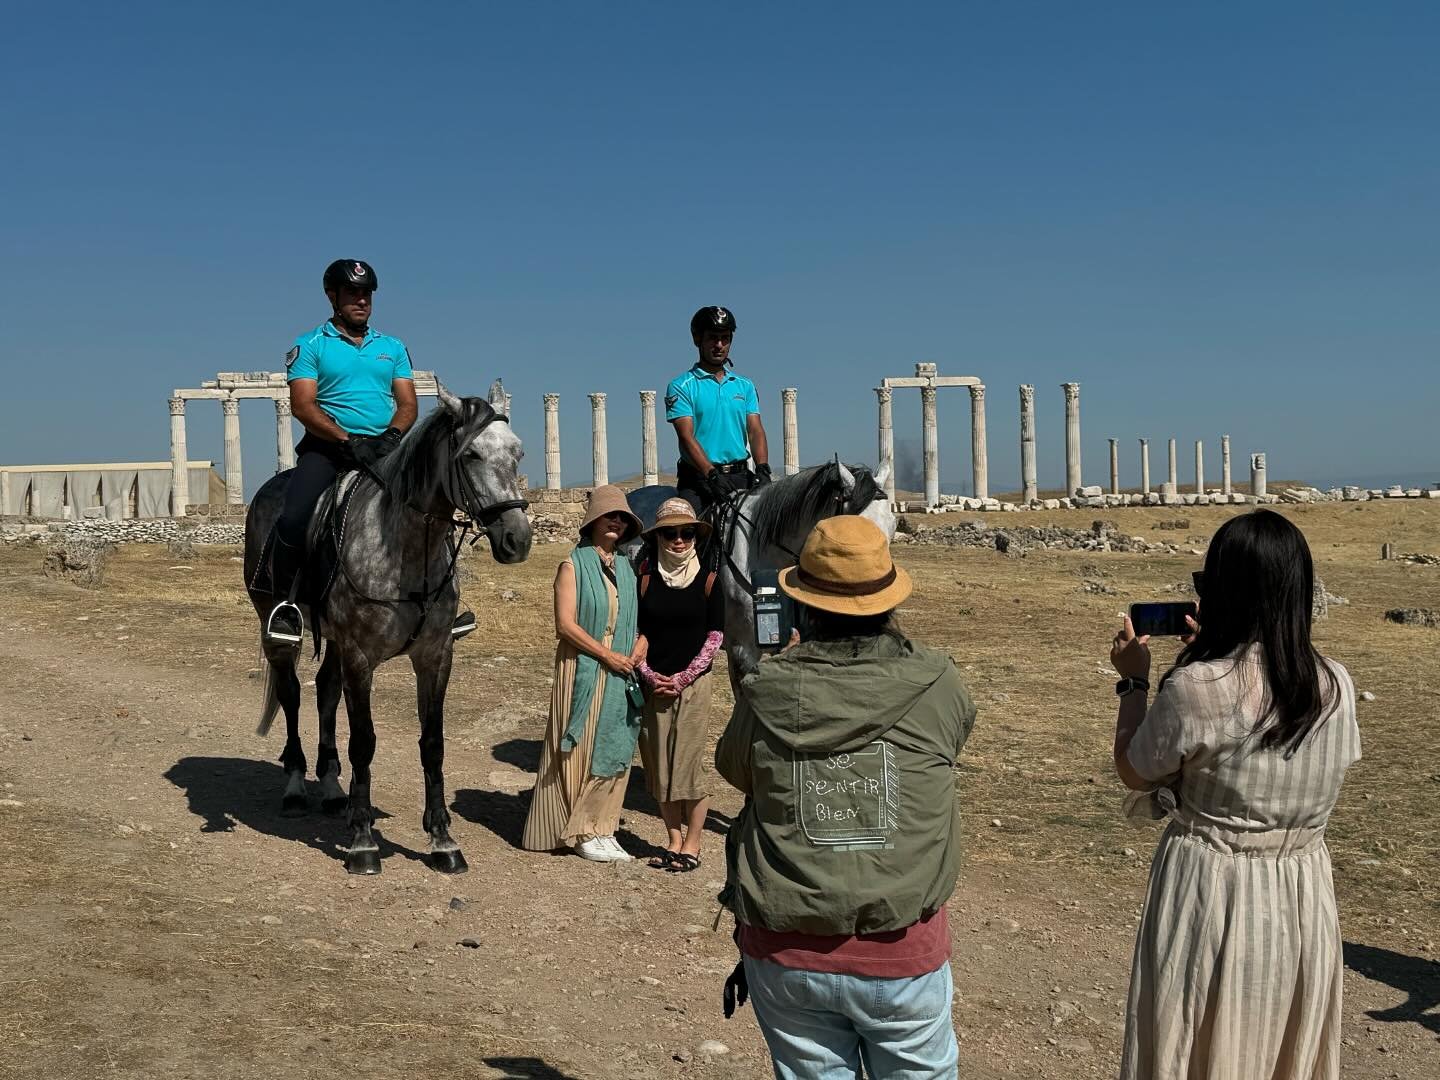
left=276, top=434, right=349, bottom=549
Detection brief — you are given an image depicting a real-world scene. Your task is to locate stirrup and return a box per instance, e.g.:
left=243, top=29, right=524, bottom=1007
left=265, top=601, right=304, bottom=645
left=451, top=610, right=477, bottom=640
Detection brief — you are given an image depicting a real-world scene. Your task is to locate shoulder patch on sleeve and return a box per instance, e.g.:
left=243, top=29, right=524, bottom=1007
left=665, top=394, right=679, bottom=411
left=284, top=346, right=299, bottom=368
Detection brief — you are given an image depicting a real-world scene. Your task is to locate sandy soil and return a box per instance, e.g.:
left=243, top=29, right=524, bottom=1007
left=0, top=500, right=1435, bottom=1079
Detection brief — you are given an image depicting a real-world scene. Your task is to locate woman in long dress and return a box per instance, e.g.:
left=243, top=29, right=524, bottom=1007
left=635, top=497, right=724, bottom=873
left=522, top=486, right=647, bottom=863
left=1110, top=509, right=1360, bottom=1079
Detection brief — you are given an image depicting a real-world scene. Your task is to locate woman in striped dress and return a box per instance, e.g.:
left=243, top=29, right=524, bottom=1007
left=1110, top=510, right=1360, bottom=1080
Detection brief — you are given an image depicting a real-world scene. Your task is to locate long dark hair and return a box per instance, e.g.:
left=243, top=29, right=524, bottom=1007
left=1161, top=510, right=1338, bottom=754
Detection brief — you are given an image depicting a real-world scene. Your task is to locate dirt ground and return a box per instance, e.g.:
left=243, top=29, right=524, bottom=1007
left=0, top=500, right=1436, bottom=1080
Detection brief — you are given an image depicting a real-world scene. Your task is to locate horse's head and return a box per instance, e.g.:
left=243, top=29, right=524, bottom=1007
left=847, top=461, right=896, bottom=540
left=433, top=380, right=533, bottom=563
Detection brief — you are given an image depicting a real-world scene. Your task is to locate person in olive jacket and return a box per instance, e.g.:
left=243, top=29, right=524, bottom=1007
left=716, top=515, right=976, bottom=1080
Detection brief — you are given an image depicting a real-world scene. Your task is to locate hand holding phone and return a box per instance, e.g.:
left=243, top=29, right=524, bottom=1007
left=1129, top=602, right=1198, bottom=638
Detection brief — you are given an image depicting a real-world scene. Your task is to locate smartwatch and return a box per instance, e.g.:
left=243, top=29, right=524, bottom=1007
left=1115, top=676, right=1150, bottom=697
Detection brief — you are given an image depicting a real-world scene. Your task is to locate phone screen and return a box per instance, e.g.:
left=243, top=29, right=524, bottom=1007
left=1129, top=601, right=1197, bottom=637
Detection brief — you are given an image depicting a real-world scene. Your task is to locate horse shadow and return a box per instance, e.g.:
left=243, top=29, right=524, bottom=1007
left=459, top=738, right=732, bottom=857
left=480, top=1058, right=583, bottom=1080
left=1344, top=941, right=1440, bottom=1037
left=163, top=755, right=431, bottom=870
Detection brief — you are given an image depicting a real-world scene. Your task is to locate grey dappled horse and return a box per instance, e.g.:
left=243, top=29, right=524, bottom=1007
left=627, top=461, right=894, bottom=690
left=243, top=380, right=531, bottom=875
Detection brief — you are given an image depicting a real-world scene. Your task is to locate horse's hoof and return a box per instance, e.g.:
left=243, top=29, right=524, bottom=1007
left=430, top=849, right=469, bottom=875
left=321, top=797, right=347, bottom=816
left=281, top=794, right=307, bottom=818
left=345, top=848, right=382, bottom=875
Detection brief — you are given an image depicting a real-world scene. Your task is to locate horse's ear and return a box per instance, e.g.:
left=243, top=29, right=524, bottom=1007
left=436, top=381, right=464, bottom=416
left=838, top=463, right=857, bottom=498
left=873, top=461, right=891, bottom=490
left=488, top=379, right=506, bottom=411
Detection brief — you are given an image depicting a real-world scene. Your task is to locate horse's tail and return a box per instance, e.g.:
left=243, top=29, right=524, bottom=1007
left=256, top=647, right=281, bottom=736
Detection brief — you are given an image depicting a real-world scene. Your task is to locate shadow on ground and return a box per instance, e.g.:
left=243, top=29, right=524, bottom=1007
left=1345, top=941, right=1440, bottom=1037
left=480, top=1058, right=583, bottom=1080
left=164, top=755, right=431, bottom=871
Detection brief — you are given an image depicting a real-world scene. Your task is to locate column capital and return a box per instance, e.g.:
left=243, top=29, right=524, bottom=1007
left=588, top=392, right=607, bottom=407
left=1062, top=381, right=1080, bottom=402
left=1139, top=437, right=1149, bottom=445
left=875, top=386, right=892, bottom=404
left=168, top=397, right=186, bottom=416
left=274, top=396, right=292, bottom=417
left=1019, top=383, right=1034, bottom=406
left=543, top=392, right=560, bottom=410
left=781, top=387, right=798, bottom=403
left=222, top=396, right=240, bottom=416
left=639, top=389, right=656, bottom=405
left=969, top=383, right=985, bottom=402
left=920, top=385, right=938, bottom=404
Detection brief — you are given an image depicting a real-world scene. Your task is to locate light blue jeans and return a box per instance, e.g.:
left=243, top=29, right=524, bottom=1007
left=743, top=956, right=959, bottom=1079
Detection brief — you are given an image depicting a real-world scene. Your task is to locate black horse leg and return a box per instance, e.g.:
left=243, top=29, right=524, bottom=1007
left=274, top=657, right=307, bottom=817
left=314, top=645, right=346, bottom=814
left=414, top=647, right=466, bottom=873
left=339, top=648, right=381, bottom=875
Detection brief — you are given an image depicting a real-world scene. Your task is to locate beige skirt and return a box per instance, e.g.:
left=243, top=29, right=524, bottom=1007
left=638, top=671, right=712, bottom=803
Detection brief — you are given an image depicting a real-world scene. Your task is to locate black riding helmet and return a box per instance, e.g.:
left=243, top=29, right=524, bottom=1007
left=690, top=305, right=736, bottom=343
left=323, top=259, right=379, bottom=293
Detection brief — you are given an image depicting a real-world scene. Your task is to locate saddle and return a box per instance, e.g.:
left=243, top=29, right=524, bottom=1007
left=249, top=470, right=367, bottom=633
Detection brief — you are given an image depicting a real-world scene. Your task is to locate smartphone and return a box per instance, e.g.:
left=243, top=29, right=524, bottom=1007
left=1129, top=601, right=1197, bottom=637
left=751, top=568, right=795, bottom=650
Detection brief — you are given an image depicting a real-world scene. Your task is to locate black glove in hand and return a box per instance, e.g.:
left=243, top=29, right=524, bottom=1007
left=722, top=959, right=749, bottom=1019
left=754, top=463, right=773, bottom=485
left=704, top=467, right=729, bottom=503
left=377, top=427, right=403, bottom=455
left=349, top=435, right=386, bottom=474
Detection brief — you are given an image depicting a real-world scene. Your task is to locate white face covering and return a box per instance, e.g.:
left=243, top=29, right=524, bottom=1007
left=657, top=540, right=700, bottom=589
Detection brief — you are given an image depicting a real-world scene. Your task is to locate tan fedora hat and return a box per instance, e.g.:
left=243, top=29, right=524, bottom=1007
left=778, top=516, right=912, bottom=616
left=578, top=485, right=642, bottom=543
left=643, top=497, right=712, bottom=539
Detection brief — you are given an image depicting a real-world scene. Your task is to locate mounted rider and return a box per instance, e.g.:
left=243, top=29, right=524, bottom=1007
left=265, top=260, right=472, bottom=647
left=666, top=306, right=773, bottom=514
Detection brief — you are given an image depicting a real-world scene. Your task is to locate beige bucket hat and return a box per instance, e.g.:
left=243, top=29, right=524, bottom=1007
left=578, top=485, right=642, bottom=543
left=643, top=497, right=712, bottom=539
left=778, top=515, right=912, bottom=616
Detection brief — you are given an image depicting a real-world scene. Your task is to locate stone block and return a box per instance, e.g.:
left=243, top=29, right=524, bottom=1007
left=1143, top=493, right=1161, bottom=507
left=1077, top=485, right=1103, bottom=497
left=1424, top=489, right=1440, bottom=499
left=1161, top=493, right=1183, bottom=506
left=1042, top=499, right=1061, bottom=510
left=1182, top=494, right=1199, bottom=506
left=1083, top=496, right=1106, bottom=508
left=1406, top=489, right=1423, bottom=498
left=1386, top=487, right=1405, bottom=498
left=1001, top=502, right=1018, bottom=511
left=1343, top=486, right=1363, bottom=501
left=981, top=498, right=1002, bottom=511
left=1058, top=498, right=1074, bottom=510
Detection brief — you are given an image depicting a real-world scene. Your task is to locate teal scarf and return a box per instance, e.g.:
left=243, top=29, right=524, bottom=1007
left=562, top=542, right=642, bottom=777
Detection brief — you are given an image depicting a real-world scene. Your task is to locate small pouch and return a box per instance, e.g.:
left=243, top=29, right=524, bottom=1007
left=625, top=677, right=647, bottom=710
left=1122, top=784, right=1179, bottom=826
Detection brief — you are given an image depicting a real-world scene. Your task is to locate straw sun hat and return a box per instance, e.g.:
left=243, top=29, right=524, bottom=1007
left=578, top=485, right=642, bottom=542
left=642, top=497, right=712, bottom=539
left=778, top=515, right=912, bottom=616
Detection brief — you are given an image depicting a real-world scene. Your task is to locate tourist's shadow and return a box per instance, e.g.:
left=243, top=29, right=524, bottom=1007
left=1344, top=941, right=1440, bottom=1036
left=163, top=755, right=430, bottom=871
left=480, top=1058, right=583, bottom=1080
left=452, top=785, right=530, bottom=850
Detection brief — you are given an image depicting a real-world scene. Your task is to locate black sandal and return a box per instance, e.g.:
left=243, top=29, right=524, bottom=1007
left=667, top=853, right=701, bottom=873
left=648, top=851, right=679, bottom=870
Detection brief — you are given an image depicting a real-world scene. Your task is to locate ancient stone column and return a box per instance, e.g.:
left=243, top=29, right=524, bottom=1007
left=876, top=387, right=895, bottom=503
left=1167, top=438, right=1178, bottom=493
left=1221, top=435, right=1232, bottom=496
left=1108, top=439, right=1119, bottom=495
left=969, top=383, right=988, bottom=500
left=1019, top=385, right=1037, bottom=503
left=0, top=471, right=11, bottom=516
left=1194, top=440, right=1205, bottom=495
left=781, top=388, right=800, bottom=476
left=274, top=396, right=295, bottom=473
left=168, top=397, right=189, bottom=517
left=221, top=396, right=243, bottom=504
left=588, top=392, right=608, bottom=487
left=921, top=385, right=939, bottom=508
left=543, top=394, right=561, bottom=490
left=639, top=390, right=659, bottom=487
left=1250, top=452, right=1267, bottom=498
left=1139, top=439, right=1151, bottom=494
left=1062, top=383, right=1081, bottom=496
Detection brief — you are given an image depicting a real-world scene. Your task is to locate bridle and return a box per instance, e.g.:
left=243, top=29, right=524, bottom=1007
left=440, top=403, right=529, bottom=530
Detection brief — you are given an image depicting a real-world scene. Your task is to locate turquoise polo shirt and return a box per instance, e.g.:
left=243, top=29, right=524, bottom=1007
left=665, top=363, right=760, bottom=465
left=286, top=321, right=414, bottom=436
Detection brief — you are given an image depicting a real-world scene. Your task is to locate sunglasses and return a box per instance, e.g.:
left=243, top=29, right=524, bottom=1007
left=658, top=527, right=698, bottom=542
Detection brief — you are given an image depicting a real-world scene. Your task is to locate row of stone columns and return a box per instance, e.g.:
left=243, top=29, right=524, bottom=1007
left=542, top=388, right=804, bottom=490
left=168, top=394, right=297, bottom=515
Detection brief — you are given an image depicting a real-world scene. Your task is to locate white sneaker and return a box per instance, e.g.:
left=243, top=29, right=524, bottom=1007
left=601, top=836, right=633, bottom=861
left=575, top=837, right=617, bottom=862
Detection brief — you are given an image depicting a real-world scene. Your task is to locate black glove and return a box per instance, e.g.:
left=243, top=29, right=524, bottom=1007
left=754, top=463, right=773, bottom=486
left=348, top=435, right=386, bottom=474
left=722, top=959, right=749, bottom=1018
left=704, top=467, right=730, bottom=503
left=376, top=427, right=403, bottom=456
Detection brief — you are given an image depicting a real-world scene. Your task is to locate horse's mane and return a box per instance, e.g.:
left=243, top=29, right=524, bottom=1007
left=747, top=462, right=879, bottom=550
left=373, top=397, right=496, bottom=535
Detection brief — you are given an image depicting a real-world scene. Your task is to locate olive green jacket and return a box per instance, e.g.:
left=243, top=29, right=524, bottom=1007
left=715, top=632, right=976, bottom=936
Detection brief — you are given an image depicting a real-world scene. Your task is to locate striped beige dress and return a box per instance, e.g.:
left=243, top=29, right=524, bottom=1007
left=521, top=575, right=630, bottom=851
left=1122, top=647, right=1360, bottom=1080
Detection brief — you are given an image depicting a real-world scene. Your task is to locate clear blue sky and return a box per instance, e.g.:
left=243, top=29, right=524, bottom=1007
left=4, top=2, right=1436, bottom=494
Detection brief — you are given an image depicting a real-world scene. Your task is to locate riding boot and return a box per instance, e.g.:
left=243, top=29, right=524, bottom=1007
left=265, top=535, right=305, bottom=646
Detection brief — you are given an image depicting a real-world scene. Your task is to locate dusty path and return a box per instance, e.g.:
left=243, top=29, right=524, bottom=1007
left=0, top=509, right=1435, bottom=1078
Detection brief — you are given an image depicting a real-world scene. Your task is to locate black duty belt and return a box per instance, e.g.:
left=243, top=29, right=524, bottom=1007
left=713, top=461, right=749, bottom=475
